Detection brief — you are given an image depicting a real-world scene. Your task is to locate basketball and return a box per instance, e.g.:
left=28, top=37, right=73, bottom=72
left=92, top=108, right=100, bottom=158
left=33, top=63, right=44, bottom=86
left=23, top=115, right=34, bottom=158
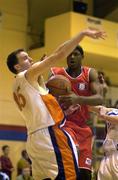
left=46, top=75, right=71, bottom=97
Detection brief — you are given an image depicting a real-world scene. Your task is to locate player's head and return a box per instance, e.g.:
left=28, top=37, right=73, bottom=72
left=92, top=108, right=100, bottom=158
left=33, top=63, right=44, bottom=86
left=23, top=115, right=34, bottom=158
left=67, top=45, right=84, bottom=69
left=7, top=49, right=33, bottom=74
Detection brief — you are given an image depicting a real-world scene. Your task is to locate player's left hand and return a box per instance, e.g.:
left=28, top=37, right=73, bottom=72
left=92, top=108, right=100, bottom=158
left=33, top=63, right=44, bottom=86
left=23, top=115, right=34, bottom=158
left=99, top=106, right=108, bottom=120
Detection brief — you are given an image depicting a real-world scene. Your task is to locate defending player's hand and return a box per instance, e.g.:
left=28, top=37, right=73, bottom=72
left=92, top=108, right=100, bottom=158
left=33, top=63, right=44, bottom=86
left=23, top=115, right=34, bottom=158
left=99, top=106, right=108, bottom=120
left=83, top=28, right=107, bottom=40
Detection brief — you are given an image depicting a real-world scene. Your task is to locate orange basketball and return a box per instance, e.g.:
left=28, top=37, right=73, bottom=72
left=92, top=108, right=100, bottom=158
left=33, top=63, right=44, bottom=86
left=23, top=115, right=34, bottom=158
left=46, top=75, right=71, bottom=97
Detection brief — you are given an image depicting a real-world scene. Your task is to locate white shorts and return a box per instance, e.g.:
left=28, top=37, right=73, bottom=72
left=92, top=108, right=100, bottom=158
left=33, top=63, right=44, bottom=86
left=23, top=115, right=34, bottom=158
left=98, top=151, right=118, bottom=180
left=26, top=125, right=79, bottom=180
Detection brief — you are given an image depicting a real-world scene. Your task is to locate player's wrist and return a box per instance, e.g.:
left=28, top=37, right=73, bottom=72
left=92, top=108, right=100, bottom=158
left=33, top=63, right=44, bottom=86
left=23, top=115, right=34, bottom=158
left=80, top=31, right=86, bottom=37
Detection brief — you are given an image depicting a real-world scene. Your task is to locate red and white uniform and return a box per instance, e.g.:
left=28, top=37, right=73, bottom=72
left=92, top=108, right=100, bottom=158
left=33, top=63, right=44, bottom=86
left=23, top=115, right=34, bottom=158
left=51, top=67, right=93, bottom=170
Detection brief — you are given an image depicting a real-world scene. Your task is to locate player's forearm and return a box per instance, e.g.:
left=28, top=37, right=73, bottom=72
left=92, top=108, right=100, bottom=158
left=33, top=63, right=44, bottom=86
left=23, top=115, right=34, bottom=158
left=54, top=31, right=85, bottom=59
left=27, top=31, right=86, bottom=79
left=77, top=94, right=104, bottom=105
left=101, top=114, right=118, bottom=124
left=88, top=105, right=103, bottom=113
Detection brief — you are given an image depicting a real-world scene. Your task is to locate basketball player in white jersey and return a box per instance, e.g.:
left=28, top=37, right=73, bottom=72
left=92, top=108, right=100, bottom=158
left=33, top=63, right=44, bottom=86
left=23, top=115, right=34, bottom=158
left=6, top=29, right=105, bottom=180
left=90, top=106, right=118, bottom=180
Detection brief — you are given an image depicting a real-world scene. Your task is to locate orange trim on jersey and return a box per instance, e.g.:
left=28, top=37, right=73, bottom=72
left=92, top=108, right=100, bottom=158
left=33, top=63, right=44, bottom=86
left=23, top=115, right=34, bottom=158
left=41, top=94, right=64, bottom=124
left=52, top=125, right=78, bottom=179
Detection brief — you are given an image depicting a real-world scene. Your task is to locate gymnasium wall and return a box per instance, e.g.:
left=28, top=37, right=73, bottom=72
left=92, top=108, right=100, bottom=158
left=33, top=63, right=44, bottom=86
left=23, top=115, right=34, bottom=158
left=29, top=12, right=118, bottom=85
left=0, top=0, right=28, bottom=179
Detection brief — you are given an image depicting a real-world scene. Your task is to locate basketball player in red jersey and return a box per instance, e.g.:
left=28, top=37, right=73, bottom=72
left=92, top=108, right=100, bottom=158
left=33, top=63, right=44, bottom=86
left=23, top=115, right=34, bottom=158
left=51, top=45, right=104, bottom=180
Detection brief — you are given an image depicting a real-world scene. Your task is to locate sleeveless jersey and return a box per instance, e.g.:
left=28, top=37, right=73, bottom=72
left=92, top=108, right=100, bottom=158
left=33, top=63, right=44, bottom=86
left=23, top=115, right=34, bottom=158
left=51, top=67, right=92, bottom=125
left=13, top=71, right=64, bottom=134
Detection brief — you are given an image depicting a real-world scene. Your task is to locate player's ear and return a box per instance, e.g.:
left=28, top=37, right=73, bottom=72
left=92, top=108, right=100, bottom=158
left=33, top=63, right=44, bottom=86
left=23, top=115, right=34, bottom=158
left=14, top=64, right=21, bottom=71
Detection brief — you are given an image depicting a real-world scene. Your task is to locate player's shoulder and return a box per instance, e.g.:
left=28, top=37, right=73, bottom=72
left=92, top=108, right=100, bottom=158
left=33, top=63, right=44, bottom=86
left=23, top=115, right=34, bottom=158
left=51, top=67, right=64, bottom=75
left=89, top=68, right=98, bottom=82
left=16, top=70, right=27, bottom=80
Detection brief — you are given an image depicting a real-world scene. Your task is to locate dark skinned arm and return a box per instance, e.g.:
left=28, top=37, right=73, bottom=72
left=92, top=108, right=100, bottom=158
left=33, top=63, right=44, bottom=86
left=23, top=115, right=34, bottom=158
left=58, top=68, right=104, bottom=107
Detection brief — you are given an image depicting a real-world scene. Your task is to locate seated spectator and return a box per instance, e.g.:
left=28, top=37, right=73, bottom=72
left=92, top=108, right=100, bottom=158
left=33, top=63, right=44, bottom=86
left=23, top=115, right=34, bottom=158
left=114, top=100, right=118, bottom=109
left=17, top=150, right=31, bottom=176
left=0, top=159, right=9, bottom=180
left=16, top=167, right=33, bottom=180
left=0, top=145, right=14, bottom=180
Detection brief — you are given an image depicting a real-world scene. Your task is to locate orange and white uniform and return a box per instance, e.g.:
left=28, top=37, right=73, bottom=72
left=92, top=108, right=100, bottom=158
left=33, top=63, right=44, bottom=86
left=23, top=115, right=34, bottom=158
left=13, top=71, right=80, bottom=180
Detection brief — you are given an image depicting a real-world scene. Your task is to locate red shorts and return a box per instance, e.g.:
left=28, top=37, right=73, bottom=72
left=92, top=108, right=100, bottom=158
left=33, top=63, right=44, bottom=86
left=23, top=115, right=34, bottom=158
left=63, top=121, right=93, bottom=170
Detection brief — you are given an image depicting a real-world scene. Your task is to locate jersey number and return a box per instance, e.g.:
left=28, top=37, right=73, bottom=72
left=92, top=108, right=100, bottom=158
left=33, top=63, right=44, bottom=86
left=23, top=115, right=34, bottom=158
left=13, top=86, right=26, bottom=111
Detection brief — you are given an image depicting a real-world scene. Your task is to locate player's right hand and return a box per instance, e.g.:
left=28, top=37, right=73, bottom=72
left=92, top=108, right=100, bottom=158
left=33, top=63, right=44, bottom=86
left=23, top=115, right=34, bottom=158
left=83, top=28, right=107, bottom=40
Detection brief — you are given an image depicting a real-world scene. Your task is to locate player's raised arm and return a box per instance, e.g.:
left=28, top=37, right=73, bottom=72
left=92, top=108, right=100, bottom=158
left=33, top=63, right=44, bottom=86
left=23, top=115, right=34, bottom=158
left=26, top=29, right=106, bottom=81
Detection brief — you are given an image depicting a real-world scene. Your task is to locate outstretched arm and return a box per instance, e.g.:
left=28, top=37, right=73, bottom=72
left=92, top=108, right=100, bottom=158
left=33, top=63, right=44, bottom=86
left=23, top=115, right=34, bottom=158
left=26, top=29, right=106, bottom=82
left=89, top=106, right=118, bottom=125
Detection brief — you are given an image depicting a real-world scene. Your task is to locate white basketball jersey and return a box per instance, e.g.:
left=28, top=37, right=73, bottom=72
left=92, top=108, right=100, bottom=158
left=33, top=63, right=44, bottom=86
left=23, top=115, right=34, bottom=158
left=103, top=109, right=118, bottom=152
left=13, top=71, right=64, bottom=134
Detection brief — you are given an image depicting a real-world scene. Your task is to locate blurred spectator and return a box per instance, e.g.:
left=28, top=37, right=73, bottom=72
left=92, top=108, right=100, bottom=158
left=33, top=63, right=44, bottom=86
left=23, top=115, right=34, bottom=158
left=17, top=150, right=31, bottom=176
left=114, top=100, right=118, bottom=109
left=0, top=160, right=9, bottom=180
left=0, top=145, right=13, bottom=180
left=16, top=167, right=33, bottom=180
left=98, top=71, right=108, bottom=98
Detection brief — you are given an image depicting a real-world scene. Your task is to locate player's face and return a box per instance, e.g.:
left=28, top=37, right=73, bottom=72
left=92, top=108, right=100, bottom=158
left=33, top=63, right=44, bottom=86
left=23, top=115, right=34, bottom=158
left=16, top=51, right=33, bottom=71
left=67, top=49, right=83, bottom=69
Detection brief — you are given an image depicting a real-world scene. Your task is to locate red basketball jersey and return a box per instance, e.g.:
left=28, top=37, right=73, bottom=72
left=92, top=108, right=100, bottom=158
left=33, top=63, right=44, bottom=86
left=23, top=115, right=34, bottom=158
left=51, top=67, right=92, bottom=126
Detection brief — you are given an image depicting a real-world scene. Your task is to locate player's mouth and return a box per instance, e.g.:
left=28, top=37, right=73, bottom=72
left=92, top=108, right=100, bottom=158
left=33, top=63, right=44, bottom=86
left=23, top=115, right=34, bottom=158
left=70, top=61, right=76, bottom=65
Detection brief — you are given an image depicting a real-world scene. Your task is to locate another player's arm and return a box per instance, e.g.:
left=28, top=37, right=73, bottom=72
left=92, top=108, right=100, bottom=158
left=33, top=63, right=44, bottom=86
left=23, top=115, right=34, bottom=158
left=89, top=106, right=118, bottom=124
left=26, top=29, right=106, bottom=82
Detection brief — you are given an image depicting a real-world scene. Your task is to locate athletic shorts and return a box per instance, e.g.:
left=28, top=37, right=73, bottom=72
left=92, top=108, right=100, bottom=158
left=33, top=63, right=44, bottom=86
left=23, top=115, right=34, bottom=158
left=26, top=124, right=80, bottom=180
left=63, top=121, right=93, bottom=170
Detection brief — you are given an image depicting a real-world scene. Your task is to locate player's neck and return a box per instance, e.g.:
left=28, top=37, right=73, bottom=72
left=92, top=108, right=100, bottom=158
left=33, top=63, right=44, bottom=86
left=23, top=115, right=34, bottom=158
left=66, top=67, right=82, bottom=77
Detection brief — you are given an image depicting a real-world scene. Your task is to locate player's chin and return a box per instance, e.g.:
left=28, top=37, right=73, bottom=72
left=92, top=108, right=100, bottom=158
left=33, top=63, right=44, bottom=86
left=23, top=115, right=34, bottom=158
left=69, top=64, right=78, bottom=69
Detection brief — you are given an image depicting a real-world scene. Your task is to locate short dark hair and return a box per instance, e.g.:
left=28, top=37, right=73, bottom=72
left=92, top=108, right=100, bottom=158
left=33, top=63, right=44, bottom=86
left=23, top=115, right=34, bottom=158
left=74, top=45, right=84, bottom=57
left=2, top=145, right=9, bottom=152
left=7, top=49, right=24, bottom=74
left=21, top=150, right=27, bottom=157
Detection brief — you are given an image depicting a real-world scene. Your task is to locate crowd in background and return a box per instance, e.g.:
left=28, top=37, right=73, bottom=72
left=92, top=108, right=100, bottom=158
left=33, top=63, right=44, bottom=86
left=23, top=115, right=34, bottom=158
left=0, top=145, right=33, bottom=180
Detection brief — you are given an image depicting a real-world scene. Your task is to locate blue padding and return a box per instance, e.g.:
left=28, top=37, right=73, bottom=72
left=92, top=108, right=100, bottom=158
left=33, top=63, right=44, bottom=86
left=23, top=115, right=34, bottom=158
left=0, top=130, right=27, bottom=141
